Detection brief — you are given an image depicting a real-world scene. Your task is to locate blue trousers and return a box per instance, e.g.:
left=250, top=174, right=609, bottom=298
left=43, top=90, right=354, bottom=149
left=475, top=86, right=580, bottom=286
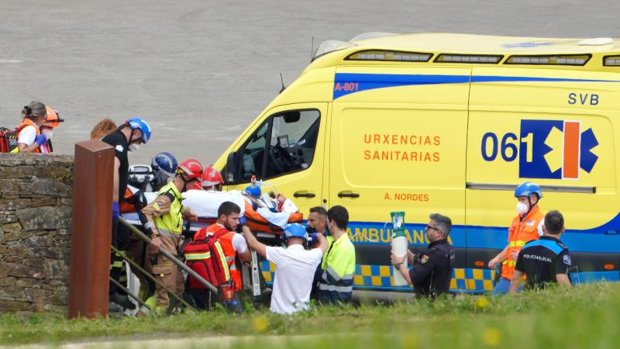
left=493, top=277, right=523, bottom=295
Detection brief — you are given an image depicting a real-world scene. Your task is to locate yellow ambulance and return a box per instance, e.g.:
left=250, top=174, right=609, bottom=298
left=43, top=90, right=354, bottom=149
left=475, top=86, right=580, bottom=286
left=214, top=33, right=620, bottom=293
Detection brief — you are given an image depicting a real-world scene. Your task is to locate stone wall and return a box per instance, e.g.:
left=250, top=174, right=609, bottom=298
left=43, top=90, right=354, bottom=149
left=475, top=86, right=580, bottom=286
left=0, top=154, right=74, bottom=315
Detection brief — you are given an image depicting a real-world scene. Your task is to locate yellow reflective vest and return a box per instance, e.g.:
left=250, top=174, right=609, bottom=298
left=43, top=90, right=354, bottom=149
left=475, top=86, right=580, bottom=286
left=319, top=234, right=356, bottom=304
left=153, top=182, right=184, bottom=236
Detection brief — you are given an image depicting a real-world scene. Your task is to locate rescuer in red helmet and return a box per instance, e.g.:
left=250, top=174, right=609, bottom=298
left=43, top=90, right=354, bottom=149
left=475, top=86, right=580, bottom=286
left=140, top=158, right=201, bottom=313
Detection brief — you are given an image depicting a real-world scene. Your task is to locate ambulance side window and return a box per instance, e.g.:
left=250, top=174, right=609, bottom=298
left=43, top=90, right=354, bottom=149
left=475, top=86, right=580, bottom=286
left=238, top=109, right=320, bottom=183
left=265, top=110, right=320, bottom=179
left=240, top=121, right=269, bottom=182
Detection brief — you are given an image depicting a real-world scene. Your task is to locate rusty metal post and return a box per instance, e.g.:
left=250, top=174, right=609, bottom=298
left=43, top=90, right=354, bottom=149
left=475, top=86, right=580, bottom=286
left=68, top=140, right=114, bottom=319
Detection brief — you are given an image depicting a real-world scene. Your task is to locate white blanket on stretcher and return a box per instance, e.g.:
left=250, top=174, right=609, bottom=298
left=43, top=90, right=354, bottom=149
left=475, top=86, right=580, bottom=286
left=256, top=207, right=291, bottom=228
left=144, top=189, right=246, bottom=218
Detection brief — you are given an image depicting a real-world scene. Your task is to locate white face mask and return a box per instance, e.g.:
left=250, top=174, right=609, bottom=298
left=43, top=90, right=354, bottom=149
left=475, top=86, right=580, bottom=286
left=128, top=143, right=140, bottom=152
left=42, top=128, right=53, bottom=140
left=516, top=202, right=529, bottom=215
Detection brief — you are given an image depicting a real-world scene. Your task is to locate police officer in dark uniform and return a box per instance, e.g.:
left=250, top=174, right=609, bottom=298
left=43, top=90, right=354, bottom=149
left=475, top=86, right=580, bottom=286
left=391, top=213, right=456, bottom=298
left=509, top=210, right=572, bottom=292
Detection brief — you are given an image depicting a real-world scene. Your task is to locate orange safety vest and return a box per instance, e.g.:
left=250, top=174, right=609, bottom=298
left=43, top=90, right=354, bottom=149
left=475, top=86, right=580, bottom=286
left=120, top=187, right=137, bottom=213
left=198, top=224, right=243, bottom=291
left=15, top=119, right=41, bottom=153
left=501, top=205, right=544, bottom=280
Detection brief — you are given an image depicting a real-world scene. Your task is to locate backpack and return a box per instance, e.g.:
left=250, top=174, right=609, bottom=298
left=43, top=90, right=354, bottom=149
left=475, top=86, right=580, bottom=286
left=0, top=127, right=19, bottom=153
left=183, top=227, right=231, bottom=290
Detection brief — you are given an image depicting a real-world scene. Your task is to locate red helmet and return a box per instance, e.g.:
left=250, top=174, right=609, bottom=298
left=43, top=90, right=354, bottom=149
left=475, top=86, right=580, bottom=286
left=176, top=159, right=203, bottom=182
left=201, top=166, right=223, bottom=188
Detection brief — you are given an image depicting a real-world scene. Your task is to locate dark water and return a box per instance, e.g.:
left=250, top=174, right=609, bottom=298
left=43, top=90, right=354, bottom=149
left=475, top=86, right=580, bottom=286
left=1, top=0, right=618, bottom=165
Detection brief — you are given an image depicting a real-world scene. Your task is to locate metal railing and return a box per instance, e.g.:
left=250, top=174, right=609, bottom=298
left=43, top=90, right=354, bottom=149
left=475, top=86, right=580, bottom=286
left=114, top=217, right=220, bottom=312
left=110, top=245, right=195, bottom=312
left=108, top=275, right=151, bottom=311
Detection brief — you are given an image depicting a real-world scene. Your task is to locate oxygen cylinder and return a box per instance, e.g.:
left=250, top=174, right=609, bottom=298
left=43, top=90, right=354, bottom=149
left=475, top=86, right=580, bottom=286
left=391, top=211, right=408, bottom=286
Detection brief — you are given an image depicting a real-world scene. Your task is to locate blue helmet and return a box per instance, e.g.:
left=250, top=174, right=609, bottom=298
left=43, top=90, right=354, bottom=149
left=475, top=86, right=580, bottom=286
left=126, top=118, right=152, bottom=144
left=245, top=184, right=261, bottom=198
left=283, top=223, right=308, bottom=240
left=151, top=152, right=178, bottom=178
left=514, top=182, right=543, bottom=199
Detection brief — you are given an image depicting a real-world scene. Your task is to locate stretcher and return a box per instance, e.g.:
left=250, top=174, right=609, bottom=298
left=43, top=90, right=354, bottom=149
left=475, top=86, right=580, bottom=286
left=242, top=200, right=303, bottom=234
left=121, top=189, right=303, bottom=235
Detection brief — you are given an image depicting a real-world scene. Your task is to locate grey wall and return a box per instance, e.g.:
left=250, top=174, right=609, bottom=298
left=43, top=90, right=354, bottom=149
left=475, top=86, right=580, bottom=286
left=0, top=154, right=73, bottom=316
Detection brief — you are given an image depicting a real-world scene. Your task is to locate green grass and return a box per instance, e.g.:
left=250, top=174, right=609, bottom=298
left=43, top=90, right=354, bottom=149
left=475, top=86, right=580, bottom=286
left=1, top=282, right=619, bottom=348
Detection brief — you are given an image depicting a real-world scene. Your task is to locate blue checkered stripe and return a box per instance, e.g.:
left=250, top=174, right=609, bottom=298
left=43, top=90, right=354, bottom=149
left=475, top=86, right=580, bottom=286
left=260, top=261, right=497, bottom=292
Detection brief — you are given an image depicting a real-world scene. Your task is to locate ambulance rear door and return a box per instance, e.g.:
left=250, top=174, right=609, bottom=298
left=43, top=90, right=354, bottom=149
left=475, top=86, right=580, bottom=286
left=328, top=66, right=471, bottom=291
left=467, top=67, right=620, bottom=288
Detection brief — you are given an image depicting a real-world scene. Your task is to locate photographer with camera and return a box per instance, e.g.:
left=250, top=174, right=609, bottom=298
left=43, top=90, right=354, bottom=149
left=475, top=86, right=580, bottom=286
left=243, top=223, right=327, bottom=314
left=306, top=206, right=328, bottom=299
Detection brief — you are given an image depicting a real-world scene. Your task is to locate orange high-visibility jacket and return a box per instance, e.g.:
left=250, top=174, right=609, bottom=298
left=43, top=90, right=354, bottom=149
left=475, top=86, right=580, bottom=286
left=16, top=119, right=41, bottom=153
left=196, top=224, right=244, bottom=291
left=502, top=206, right=544, bottom=281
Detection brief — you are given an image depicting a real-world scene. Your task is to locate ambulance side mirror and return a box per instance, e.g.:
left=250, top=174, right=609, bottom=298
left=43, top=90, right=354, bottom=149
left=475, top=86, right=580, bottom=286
left=224, top=151, right=237, bottom=184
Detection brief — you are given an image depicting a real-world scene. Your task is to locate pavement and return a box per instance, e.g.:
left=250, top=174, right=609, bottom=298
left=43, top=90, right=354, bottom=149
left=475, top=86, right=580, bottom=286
left=2, top=334, right=296, bottom=349
left=1, top=0, right=619, bottom=165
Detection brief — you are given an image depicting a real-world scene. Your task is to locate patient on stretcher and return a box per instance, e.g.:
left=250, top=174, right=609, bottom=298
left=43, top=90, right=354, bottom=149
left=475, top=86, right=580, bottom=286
left=122, top=188, right=302, bottom=235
